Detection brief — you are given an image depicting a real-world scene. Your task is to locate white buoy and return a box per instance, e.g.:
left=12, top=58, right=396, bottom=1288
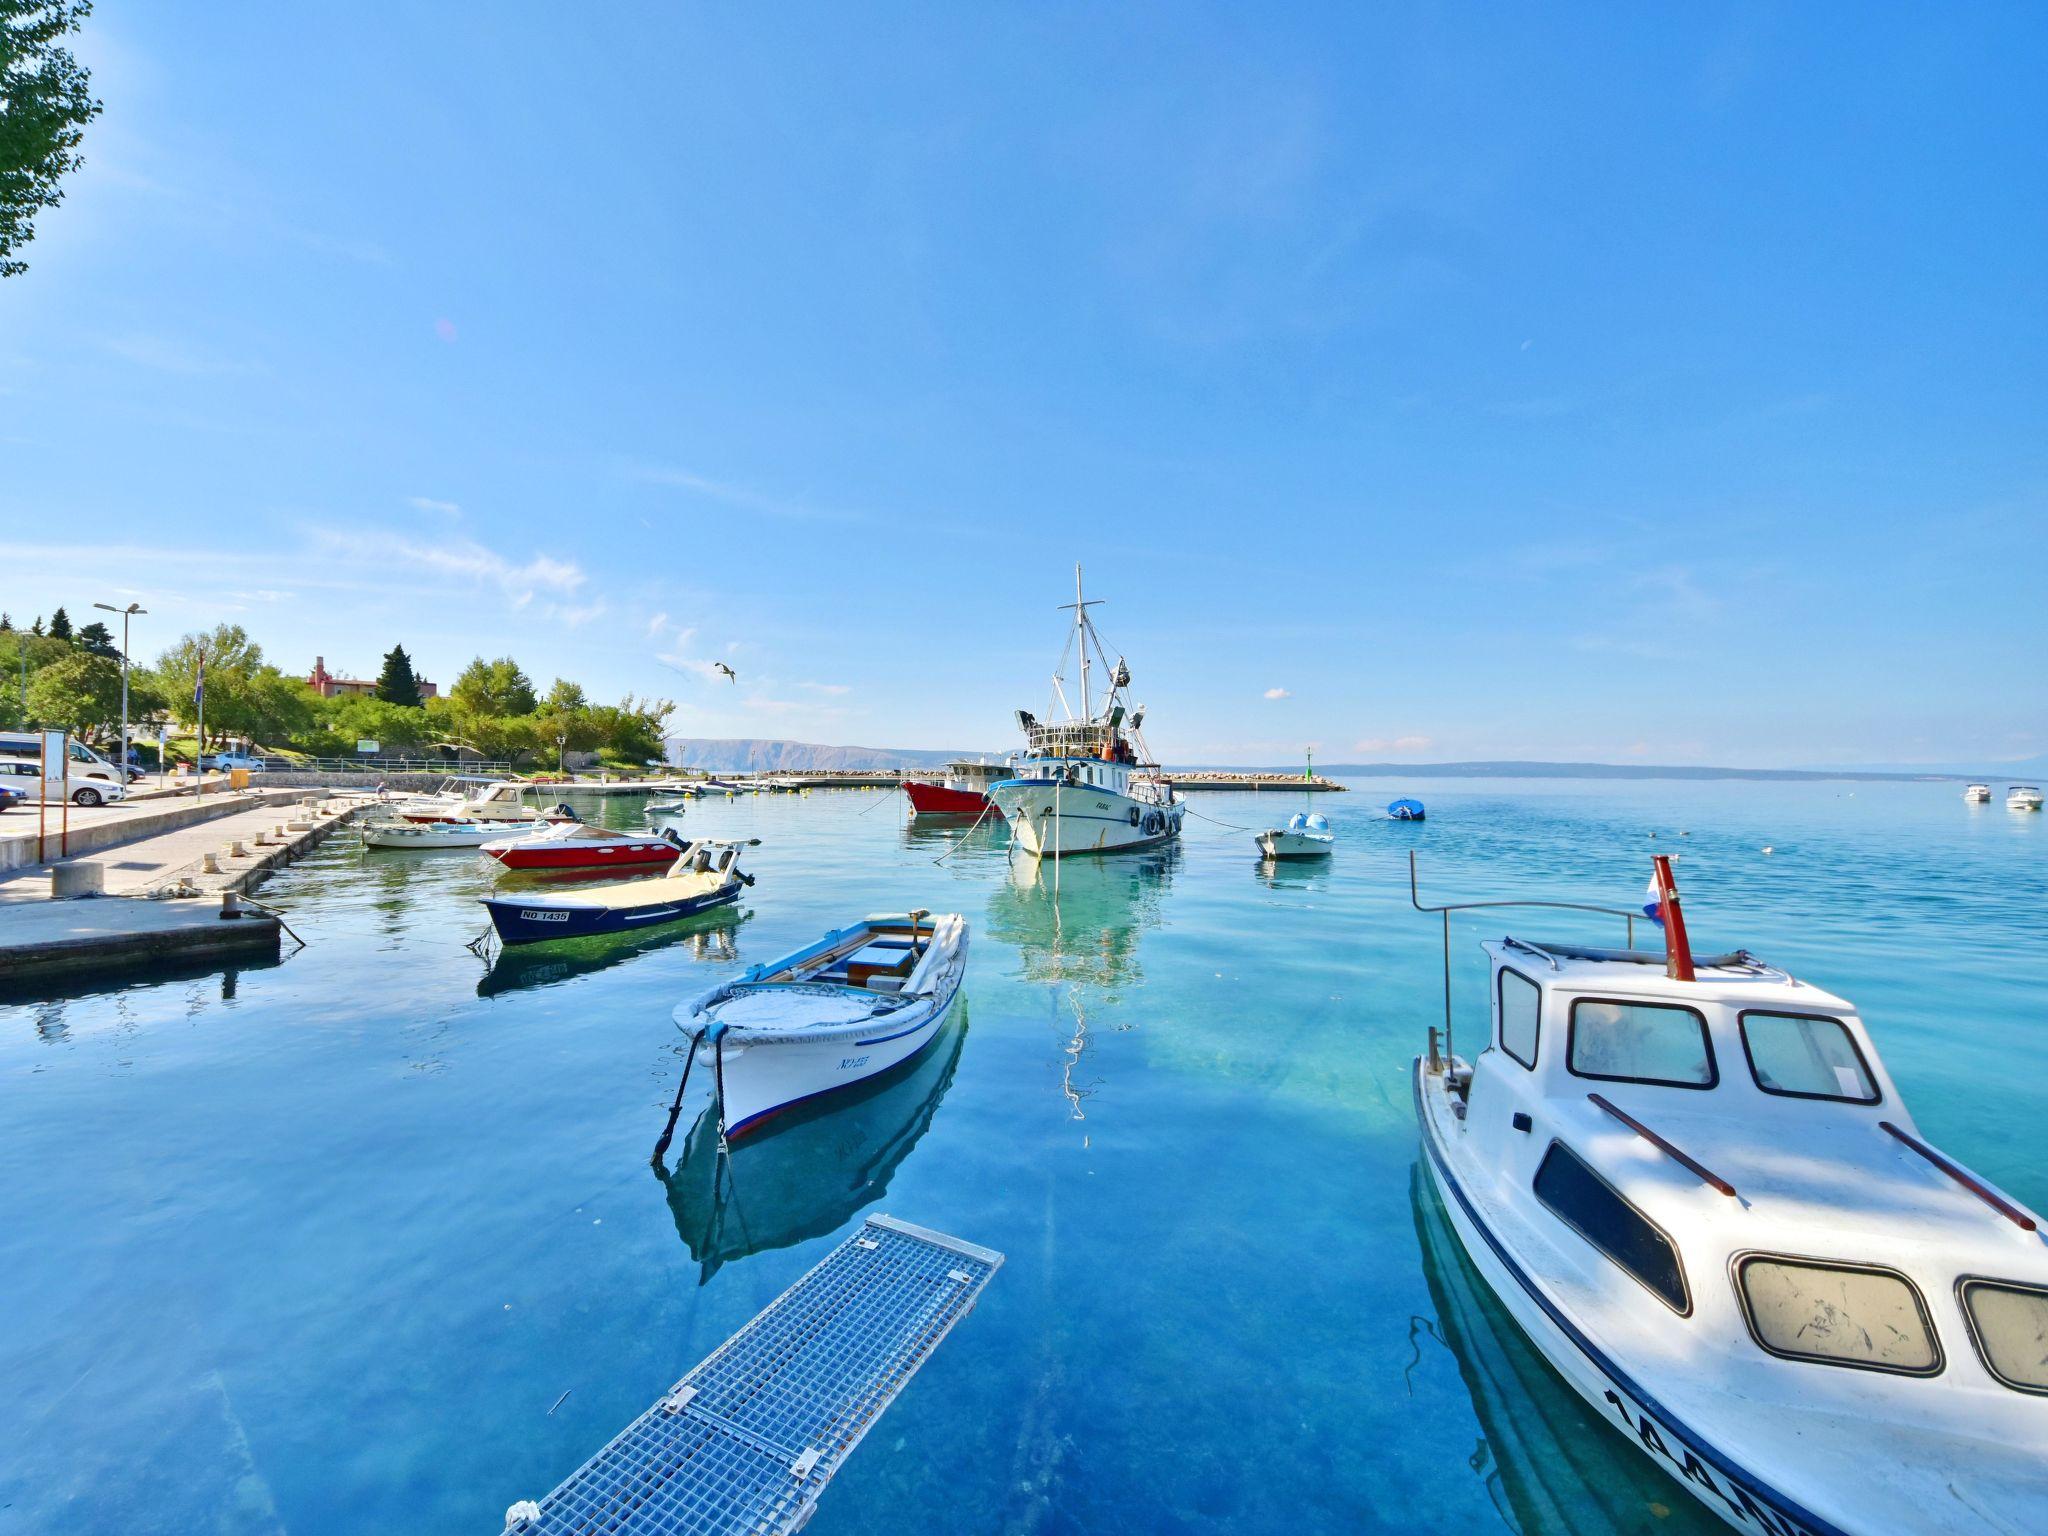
left=1762, top=845, right=1774, bottom=855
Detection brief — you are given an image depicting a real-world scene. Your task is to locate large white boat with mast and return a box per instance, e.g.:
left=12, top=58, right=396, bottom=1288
left=989, top=567, right=1184, bottom=858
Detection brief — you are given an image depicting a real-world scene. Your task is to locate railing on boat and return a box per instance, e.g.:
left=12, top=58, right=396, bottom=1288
left=1589, top=1093, right=1739, bottom=1198
left=1880, top=1120, right=2038, bottom=1232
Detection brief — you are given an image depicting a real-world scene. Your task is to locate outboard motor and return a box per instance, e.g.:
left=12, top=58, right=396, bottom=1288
left=551, top=802, right=575, bottom=819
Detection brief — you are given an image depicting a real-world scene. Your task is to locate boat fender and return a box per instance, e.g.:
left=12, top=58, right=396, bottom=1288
left=1128, top=807, right=1140, bottom=827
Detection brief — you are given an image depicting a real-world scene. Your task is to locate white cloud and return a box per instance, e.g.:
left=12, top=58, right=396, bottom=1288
left=656, top=651, right=729, bottom=684
left=408, top=496, right=462, bottom=518
left=646, top=612, right=672, bottom=639
left=622, top=462, right=865, bottom=524
left=1263, top=687, right=1292, bottom=700
left=1353, top=735, right=1434, bottom=754
left=550, top=601, right=607, bottom=629
left=308, top=527, right=585, bottom=604
left=801, top=681, right=852, bottom=696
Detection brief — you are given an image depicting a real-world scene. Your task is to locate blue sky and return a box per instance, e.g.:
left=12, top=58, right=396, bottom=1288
left=3, top=3, right=2042, bottom=766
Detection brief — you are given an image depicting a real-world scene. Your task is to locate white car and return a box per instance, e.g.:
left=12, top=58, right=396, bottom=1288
left=0, top=750, right=128, bottom=805
left=208, top=752, right=268, bottom=772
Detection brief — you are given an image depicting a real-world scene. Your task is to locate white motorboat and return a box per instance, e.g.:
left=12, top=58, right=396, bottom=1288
left=670, top=912, right=968, bottom=1140
left=399, top=781, right=571, bottom=825
left=2008, top=784, right=2042, bottom=812
left=362, top=819, right=498, bottom=849
left=988, top=566, right=1182, bottom=858
left=1256, top=751, right=1335, bottom=858
left=1257, top=811, right=1334, bottom=859
left=1963, top=784, right=1992, bottom=803
left=1409, top=853, right=2048, bottom=1535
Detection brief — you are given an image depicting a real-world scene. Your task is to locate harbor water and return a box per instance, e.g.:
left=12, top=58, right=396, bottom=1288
left=2, top=779, right=2042, bottom=1534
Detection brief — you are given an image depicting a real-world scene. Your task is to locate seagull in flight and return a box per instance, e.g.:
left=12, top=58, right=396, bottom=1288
left=714, top=661, right=737, bottom=683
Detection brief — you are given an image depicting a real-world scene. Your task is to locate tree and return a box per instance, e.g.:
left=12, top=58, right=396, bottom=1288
left=46, top=605, right=70, bottom=639
left=0, top=1, right=102, bottom=278
left=585, top=695, right=675, bottom=763
left=450, top=655, right=536, bottom=717
left=75, top=618, right=118, bottom=657
left=24, top=649, right=123, bottom=735
left=0, top=612, right=11, bottom=631
left=375, top=644, right=422, bottom=707
left=29, top=615, right=43, bottom=634
left=150, top=625, right=267, bottom=747
left=543, top=677, right=588, bottom=714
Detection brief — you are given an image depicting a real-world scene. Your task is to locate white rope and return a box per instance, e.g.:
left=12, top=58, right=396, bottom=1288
left=932, top=794, right=1001, bottom=864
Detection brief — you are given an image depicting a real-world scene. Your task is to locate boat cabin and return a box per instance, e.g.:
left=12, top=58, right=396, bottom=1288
left=1442, top=937, right=2048, bottom=1408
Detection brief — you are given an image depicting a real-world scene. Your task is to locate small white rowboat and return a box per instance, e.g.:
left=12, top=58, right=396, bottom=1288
left=362, top=819, right=497, bottom=849
left=672, top=912, right=968, bottom=1140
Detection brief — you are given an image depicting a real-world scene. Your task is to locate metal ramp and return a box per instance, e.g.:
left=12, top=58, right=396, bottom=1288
left=502, top=1215, right=1002, bottom=1536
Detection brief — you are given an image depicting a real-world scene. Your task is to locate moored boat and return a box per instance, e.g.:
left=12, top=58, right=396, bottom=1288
left=401, top=781, right=573, bottom=825
left=1963, top=783, right=1992, bottom=803
left=1409, top=853, right=2048, bottom=1535
left=479, top=838, right=757, bottom=945
left=1256, top=811, right=1334, bottom=859
left=903, top=760, right=1011, bottom=817
left=482, top=820, right=684, bottom=872
left=667, top=911, right=968, bottom=1140
left=2008, top=784, right=2042, bottom=812
left=1388, top=797, right=1426, bottom=821
left=362, top=819, right=498, bottom=849
left=987, top=566, right=1182, bottom=858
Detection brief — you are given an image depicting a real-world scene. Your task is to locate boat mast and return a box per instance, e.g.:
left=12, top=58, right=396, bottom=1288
left=1056, top=563, right=1105, bottom=726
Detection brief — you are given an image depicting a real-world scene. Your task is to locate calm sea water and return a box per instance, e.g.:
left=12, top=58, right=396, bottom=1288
left=2, top=778, right=2042, bottom=1534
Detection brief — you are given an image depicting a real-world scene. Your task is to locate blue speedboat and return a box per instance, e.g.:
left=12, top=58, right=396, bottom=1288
left=480, top=838, right=757, bottom=945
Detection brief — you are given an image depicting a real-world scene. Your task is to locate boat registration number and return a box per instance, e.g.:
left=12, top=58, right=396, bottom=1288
left=520, top=909, right=570, bottom=923
left=1599, top=1387, right=1820, bottom=1536
left=839, top=1055, right=870, bottom=1071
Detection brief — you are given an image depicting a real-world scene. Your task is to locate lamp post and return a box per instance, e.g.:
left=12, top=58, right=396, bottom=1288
left=556, top=731, right=567, bottom=779
left=92, top=601, right=147, bottom=782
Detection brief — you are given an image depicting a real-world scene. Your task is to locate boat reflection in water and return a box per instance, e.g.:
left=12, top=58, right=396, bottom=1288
left=1408, top=1164, right=1724, bottom=1536
left=475, top=908, right=745, bottom=998
left=659, top=1007, right=969, bottom=1284
left=982, top=843, right=1177, bottom=1000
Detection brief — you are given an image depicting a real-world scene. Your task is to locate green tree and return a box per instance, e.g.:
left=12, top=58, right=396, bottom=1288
left=0, top=1, right=101, bottom=278
left=74, top=618, right=117, bottom=657
left=450, top=655, right=536, bottom=717
left=374, top=643, right=422, bottom=707
left=30, top=614, right=44, bottom=635
left=45, top=605, right=70, bottom=639
left=586, top=695, right=675, bottom=763
left=0, top=612, right=12, bottom=631
left=24, top=649, right=122, bottom=735
left=150, top=625, right=267, bottom=747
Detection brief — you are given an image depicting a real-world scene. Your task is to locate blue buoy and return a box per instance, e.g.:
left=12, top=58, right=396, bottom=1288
left=1388, top=798, right=1426, bottom=821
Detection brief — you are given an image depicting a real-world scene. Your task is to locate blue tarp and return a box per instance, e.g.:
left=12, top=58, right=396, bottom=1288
left=1387, top=798, right=1426, bottom=821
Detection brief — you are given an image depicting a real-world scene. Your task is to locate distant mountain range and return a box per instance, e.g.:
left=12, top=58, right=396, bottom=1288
left=666, top=738, right=986, bottom=772
left=666, top=738, right=2016, bottom=783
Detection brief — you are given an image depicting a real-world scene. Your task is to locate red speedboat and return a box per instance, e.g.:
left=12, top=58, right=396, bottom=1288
left=482, top=821, right=684, bottom=872
left=902, top=759, right=1010, bottom=817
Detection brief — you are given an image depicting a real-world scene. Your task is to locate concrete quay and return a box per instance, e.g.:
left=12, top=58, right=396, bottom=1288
left=0, top=792, right=366, bottom=989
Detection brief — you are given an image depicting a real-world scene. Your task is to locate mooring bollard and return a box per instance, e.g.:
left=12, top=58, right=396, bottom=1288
left=201, top=853, right=221, bottom=874
left=230, top=840, right=247, bottom=857
left=220, top=891, right=244, bottom=920
left=51, top=862, right=105, bottom=898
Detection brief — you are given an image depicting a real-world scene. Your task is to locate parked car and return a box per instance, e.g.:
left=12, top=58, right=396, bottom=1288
left=0, top=781, right=26, bottom=813
left=207, top=752, right=268, bottom=772
left=0, top=746, right=128, bottom=805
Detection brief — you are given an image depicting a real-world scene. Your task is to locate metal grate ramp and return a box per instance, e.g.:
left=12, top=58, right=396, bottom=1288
left=503, top=1215, right=1002, bottom=1536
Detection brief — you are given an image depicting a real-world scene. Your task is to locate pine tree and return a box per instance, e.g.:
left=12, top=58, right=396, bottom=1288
left=375, top=644, right=423, bottom=708
left=48, top=606, right=72, bottom=639
left=30, top=615, right=45, bottom=635
left=0, top=613, right=11, bottom=631
left=76, top=619, right=118, bottom=657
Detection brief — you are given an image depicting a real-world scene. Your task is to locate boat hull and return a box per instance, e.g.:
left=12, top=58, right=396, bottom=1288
left=990, top=781, right=1181, bottom=857
left=482, top=883, right=739, bottom=945
left=1256, top=830, right=1333, bottom=859
left=484, top=838, right=681, bottom=871
left=1413, top=1060, right=1854, bottom=1536
left=902, top=779, right=992, bottom=816
left=362, top=821, right=494, bottom=849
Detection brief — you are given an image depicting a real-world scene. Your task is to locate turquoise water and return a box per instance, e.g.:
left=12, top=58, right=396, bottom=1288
left=2, top=779, right=2042, bottom=1534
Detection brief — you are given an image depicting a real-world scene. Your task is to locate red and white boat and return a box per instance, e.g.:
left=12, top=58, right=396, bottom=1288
left=902, top=759, right=1011, bottom=817
left=482, top=820, right=686, bottom=872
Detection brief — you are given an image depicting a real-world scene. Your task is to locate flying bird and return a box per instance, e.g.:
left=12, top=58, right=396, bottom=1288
left=714, top=662, right=737, bottom=683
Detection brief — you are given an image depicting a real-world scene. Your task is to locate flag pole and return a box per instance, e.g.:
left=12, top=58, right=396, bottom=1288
left=194, top=650, right=205, bottom=801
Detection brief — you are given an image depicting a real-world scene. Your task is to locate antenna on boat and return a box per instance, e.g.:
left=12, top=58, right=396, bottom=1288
left=1649, top=855, right=1696, bottom=981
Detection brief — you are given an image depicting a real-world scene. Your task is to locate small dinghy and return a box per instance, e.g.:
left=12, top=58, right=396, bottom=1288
left=1409, top=853, right=2048, bottom=1536
left=479, top=838, right=757, bottom=945
left=481, top=820, right=684, bottom=872
left=1388, top=797, right=1426, bottom=821
left=362, top=819, right=497, bottom=849
left=664, top=911, right=968, bottom=1141
left=1256, top=811, right=1334, bottom=859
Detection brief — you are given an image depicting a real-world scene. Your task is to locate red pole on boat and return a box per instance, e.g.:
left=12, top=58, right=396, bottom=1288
left=1651, top=855, right=1695, bottom=981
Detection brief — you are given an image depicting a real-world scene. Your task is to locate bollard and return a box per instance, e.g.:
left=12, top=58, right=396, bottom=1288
left=201, top=853, right=221, bottom=874
left=220, top=891, right=244, bottom=920
left=230, top=840, right=247, bottom=857
left=51, top=862, right=105, bottom=898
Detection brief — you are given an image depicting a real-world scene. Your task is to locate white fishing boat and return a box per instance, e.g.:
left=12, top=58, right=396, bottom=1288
left=1963, top=783, right=1992, bottom=803
left=1256, top=751, right=1335, bottom=858
left=1409, top=853, right=2048, bottom=1536
left=2008, top=784, right=2042, bottom=812
left=362, top=819, right=498, bottom=849
left=670, top=912, right=968, bottom=1140
left=987, top=566, right=1182, bottom=858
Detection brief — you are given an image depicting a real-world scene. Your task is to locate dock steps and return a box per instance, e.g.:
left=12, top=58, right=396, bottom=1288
left=502, top=1215, right=1002, bottom=1535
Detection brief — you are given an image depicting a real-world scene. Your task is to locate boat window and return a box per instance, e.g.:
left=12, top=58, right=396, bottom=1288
left=1533, top=1142, right=1689, bottom=1313
left=1498, top=968, right=1540, bottom=1070
left=1739, top=1011, right=1879, bottom=1103
left=1959, top=1279, right=2048, bottom=1395
left=1568, top=999, right=1716, bottom=1089
left=1735, top=1257, right=1941, bottom=1376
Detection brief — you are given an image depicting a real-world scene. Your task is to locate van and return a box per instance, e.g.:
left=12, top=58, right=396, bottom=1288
left=0, top=732, right=133, bottom=806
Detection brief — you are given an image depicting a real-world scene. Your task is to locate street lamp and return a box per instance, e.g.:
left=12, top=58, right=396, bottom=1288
left=556, top=731, right=567, bottom=779
left=93, top=601, right=147, bottom=782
